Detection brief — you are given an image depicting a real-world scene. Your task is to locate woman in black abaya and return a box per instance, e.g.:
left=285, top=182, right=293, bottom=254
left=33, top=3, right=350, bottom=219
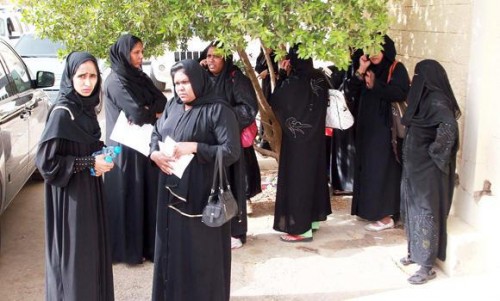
left=36, top=52, right=115, bottom=300
left=400, top=60, right=461, bottom=284
left=104, top=34, right=167, bottom=264
left=199, top=42, right=260, bottom=248
left=150, top=59, right=240, bottom=300
left=270, top=45, right=332, bottom=242
left=348, top=35, right=410, bottom=231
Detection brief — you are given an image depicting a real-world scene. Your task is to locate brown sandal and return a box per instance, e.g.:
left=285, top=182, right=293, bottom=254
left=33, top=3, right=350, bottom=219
left=408, top=269, right=436, bottom=285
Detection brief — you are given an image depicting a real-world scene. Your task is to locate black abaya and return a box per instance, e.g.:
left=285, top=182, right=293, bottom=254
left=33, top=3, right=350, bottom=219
left=104, top=34, right=167, bottom=264
left=270, top=48, right=331, bottom=235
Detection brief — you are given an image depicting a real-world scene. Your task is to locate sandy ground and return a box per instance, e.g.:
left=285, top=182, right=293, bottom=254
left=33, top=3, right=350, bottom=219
left=0, top=172, right=497, bottom=301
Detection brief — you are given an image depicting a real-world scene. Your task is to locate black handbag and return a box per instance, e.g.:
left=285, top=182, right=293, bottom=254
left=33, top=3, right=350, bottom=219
left=201, top=148, right=238, bottom=227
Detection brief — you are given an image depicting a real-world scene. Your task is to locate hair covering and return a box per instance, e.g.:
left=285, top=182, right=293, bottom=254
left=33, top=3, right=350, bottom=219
left=368, top=35, right=396, bottom=80
left=198, top=42, right=237, bottom=96
left=170, top=59, right=225, bottom=107
left=402, top=59, right=461, bottom=127
left=109, top=34, right=167, bottom=107
left=288, top=44, right=315, bottom=76
left=40, top=51, right=102, bottom=144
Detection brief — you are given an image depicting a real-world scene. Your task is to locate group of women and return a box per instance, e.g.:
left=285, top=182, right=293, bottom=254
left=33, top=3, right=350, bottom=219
left=34, top=33, right=461, bottom=300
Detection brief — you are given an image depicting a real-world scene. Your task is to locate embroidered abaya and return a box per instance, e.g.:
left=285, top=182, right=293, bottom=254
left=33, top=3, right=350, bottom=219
left=36, top=52, right=114, bottom=301
left=199, top=42, right=260, bottom=242
left=348, top=35, right=410, bottom=221
left=150, top=60, right=240, bottom=301
left=104, top=34, right=167, bottom=264
left=270, top=47, right=332, bottom=235
left=401, top=59, right=460, bottom=266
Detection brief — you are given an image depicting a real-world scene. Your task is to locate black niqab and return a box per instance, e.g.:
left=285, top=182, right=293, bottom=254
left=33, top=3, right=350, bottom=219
left=109, top=34, right=167, bottom=107
left=40, top=51, right=102, bottom=144
left=402, top=59, right=461, bottom=127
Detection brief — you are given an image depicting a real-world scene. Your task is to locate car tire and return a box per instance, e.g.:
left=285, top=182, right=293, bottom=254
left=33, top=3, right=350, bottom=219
left=150, top=71, right=166, bottom=91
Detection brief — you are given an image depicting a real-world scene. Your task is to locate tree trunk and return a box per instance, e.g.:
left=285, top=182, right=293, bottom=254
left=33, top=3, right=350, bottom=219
left=237, top=48, right=281, bottom=161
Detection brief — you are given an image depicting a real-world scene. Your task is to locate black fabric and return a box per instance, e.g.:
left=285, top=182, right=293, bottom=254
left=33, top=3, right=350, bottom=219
left=402, top=59, right=461, bottom=127
left=35, top=52, right=114, bottom=301
left=270, top=48, right=332, bottom=235
left=401, top=60, right=460, bottom=266
left=104, top=35, right=167, bottom=264
left=151, top=59, right=240, bottom=301
left=40, top=51, right=101, bottom=144
left=347, top=35, right=410, bottom=221
left=109, top=34, right=167, bottom=125
left=199, top=42, right=260, bottom=241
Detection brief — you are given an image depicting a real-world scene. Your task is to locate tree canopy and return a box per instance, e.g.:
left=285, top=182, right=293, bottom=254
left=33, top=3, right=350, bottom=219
left=18, top=0, right=391, bottom=158
left=19, top=0, right=390, bottom=67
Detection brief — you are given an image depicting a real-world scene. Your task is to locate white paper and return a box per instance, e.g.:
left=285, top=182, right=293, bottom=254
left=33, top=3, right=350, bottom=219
left=158, top=136, right=194, bottom=179
left=109, top=111, right=154, bottom=156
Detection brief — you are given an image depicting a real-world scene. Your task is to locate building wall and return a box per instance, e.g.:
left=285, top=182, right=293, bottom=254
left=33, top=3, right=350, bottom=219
left=388, top=0, right=500, bottom=275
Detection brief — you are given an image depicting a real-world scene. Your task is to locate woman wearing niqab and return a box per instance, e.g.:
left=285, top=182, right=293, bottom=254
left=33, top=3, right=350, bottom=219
left=270, top=45, right=332, bottom=242
left=400, top=59, right=460, bottom=284
left=347, top=35, right=410, bottom=231
left=150, top=59, right=240, bottom=300
left=104, top=34, right=167, bottom=264
left=36, top=52, right=114, bottom=300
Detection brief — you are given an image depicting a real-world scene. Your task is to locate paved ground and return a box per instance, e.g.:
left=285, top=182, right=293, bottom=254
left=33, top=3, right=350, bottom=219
left=0, top=173, right=497, bottom=300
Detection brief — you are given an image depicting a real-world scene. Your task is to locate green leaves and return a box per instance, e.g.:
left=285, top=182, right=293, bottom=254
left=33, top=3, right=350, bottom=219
left=18, top=0, right=390, bottom=69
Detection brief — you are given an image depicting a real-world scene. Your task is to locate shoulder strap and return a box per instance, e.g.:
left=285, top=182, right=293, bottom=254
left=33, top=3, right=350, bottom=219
left=387, top=61, right=399, bottom=84
left=51, top=105, right=75, bottom=120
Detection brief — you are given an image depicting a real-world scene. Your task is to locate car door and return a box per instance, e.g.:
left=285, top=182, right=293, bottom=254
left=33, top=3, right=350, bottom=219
left=0, top=41, right=30, bottom=209
left=1, top=41, right=50, bottom=176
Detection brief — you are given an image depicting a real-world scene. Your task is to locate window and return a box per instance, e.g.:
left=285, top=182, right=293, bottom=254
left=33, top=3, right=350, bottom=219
left=0, top=43, right=31, bottom=93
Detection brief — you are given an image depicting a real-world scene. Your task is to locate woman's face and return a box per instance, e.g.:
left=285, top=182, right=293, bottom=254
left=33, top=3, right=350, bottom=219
left=369, top=51, right=384, bottom=65
left=73, top=60, right=98, bottom=97
left=130, top=42, right=144, bottom=69
left=173, top=70, right=196, bottom=103
left=206, top=46, right=225, bottom=75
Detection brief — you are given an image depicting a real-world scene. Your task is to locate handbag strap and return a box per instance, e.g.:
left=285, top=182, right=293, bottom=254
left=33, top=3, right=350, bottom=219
left=210, top=148, right=231, bottom=193
left=387, top=60, right=398, bottom=84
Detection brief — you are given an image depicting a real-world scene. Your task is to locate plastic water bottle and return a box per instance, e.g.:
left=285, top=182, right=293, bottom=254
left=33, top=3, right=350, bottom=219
left=90, top=145, right=122, bottom=176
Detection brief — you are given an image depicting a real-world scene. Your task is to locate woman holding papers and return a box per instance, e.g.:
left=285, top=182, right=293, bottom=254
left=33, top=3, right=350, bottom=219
left=104, top=34, right=167, bottom=264
left=36, top=52, right=115, bottom=300
left=149, top=59, right=240, bottom=301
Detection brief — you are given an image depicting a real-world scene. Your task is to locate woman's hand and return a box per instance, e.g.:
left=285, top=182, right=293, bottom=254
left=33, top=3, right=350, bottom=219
left=258, top=69, right=269, bottom=79
left=150, top=151, right=176, bottom=175
left=93, top=154, right=114, bottom=177
left=358, top=54, right=371, bottom=73
left=364, top=70, right=375, bottom=89
left=173, top=142, right=197, bottom=159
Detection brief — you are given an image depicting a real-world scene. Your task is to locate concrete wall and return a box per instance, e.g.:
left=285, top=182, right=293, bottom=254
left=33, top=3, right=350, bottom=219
left=388, top=0, right=500, bottom=275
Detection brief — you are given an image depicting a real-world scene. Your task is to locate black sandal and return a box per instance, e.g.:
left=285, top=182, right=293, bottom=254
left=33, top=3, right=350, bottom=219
left=399, top=256, right=415, bottom=266
left=407, top=269, right=436, bottom=285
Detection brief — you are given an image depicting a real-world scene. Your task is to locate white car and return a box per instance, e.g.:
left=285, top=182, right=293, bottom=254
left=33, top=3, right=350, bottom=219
left=0, top=8, right=30, bottom=46
left=149, top=38, right=207, bottom=91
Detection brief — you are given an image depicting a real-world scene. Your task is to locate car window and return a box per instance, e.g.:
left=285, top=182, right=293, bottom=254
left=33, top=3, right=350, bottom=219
left=0, top=43, right=31, bottom=93
left=0, top=17, right=5, bottom=37
left=0, top=59, right=10, bottom=101
left=15, top=35, right=64, bottom=57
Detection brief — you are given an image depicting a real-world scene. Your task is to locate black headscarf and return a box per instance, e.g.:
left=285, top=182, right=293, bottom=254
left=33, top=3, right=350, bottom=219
left=368, top=35, right=396, bottom=80
left=199, top=41, right=237, bottom=97
left=170, top=59, right=225, bottom=107
left=288, top=44, right=315, bottom=77
left=109, top=34, right=167, bottom=107
left=402, top=59, right=461, bottom=127
left=40, top=51, right=102, bottom=144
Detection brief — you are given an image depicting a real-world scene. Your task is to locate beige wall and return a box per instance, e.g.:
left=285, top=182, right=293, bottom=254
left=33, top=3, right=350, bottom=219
left=388, top=0, right=500, bottom=274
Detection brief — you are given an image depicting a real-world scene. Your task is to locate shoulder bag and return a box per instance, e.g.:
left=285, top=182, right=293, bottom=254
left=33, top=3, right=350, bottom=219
left=322, top=69, right=354, bottom=130
left=387, top=61, right=408, bottom=139
left=201, top=148, right=238, bottom=227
